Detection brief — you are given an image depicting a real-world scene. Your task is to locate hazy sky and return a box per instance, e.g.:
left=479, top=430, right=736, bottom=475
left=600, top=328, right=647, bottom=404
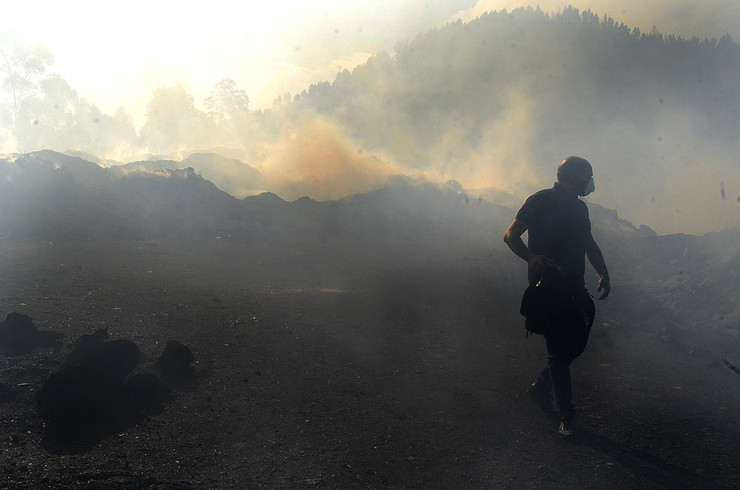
left=3, top=1, right=738, bottom=127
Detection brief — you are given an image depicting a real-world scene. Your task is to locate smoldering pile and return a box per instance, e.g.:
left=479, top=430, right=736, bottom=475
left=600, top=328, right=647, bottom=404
left=37, top=335, right=141, bottom=422
left=36, top=328, right=196, bottom=426
left=0, top=312, right=63, bottom=356
left=155, top=339, right=197, bottom=390
left=0, top=311, right=195, bottom=437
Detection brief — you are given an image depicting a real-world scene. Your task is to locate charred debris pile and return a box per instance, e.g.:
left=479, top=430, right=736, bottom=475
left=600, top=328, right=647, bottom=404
left=0, top=313, right=195, bottom=453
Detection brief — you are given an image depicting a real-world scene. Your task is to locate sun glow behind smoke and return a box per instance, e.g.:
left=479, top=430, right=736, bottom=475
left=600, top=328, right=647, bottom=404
left=2, top=0, right=462, bottom=127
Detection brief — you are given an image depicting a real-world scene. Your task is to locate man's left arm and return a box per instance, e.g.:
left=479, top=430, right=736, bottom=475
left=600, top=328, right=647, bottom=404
left=585, top=231, right=610, bottom=300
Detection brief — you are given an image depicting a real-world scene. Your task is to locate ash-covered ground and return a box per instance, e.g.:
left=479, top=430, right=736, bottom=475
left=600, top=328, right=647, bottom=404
left=1, top=238, right=739, bottom=489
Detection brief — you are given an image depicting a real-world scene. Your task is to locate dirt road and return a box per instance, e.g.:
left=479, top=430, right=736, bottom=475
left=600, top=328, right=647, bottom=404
left=0, top=240, right=738, bottom=488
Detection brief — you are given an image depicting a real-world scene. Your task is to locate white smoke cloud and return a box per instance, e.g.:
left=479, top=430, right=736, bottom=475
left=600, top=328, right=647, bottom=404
left=449, top=88, right=542, bottom=196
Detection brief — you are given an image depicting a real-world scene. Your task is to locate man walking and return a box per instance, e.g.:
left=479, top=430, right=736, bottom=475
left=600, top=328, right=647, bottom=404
left=503, top=156, right=610, bottom=436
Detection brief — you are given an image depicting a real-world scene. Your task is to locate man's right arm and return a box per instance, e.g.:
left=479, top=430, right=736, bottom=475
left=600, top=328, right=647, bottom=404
left=503, top=219, right=534, bottom=261
left=503, top=219, right=547, bottom=282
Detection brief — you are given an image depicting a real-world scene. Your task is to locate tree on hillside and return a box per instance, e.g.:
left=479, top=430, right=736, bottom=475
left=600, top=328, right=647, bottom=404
left=0, top=33, right=54, bottom=129
left=202, top=78, right=263, bottom=148
left=15, top=73, right=77, bottom=151
left=12, top=73, right=137, bottom=156
left=204, top=78, right=249, bottom=124
left=0, top=34, right=138, bottom=157
left=141, top=82, right=214, bottom=154
left=73, top=102, right=138, bottom=160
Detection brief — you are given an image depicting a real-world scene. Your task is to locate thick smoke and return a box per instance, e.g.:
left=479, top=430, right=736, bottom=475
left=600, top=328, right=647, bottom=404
left=449, top=87, right=541, bottom=198
left=2, top=4, right=739, bottom=235
left=583, top=104, right=740, bottom=235
left=259, top=117, right=403, bottom=201
left=281, top=7, right=740, bottom=235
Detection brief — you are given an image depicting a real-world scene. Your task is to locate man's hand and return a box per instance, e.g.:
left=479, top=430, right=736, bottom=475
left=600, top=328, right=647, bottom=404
left=597, top=275, right=611, bottom=300
left=527, top=255, right=549, bottom=284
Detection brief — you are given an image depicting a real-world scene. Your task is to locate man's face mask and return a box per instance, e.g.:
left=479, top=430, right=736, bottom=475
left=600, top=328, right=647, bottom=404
left=579, top=176, right=595, bottom=197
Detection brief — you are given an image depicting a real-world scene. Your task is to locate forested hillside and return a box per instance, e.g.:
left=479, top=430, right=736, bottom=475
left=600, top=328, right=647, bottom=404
left=287, top=6, right=740, bottom=233
left=297, top=7, right=739, bottom=159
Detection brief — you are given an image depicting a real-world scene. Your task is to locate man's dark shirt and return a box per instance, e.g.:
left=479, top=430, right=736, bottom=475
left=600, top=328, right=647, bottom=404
left=515, top=182, right=591, bottom=289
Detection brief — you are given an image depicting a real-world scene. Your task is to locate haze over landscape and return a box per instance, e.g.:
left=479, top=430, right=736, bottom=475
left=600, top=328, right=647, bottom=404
left=3, top=3, right=740, bottom=488
left=1, top=0, right=739, bottom=235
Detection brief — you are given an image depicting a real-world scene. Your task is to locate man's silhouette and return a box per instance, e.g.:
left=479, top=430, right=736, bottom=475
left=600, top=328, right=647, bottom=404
left=504, top=156, right=610, bottom=436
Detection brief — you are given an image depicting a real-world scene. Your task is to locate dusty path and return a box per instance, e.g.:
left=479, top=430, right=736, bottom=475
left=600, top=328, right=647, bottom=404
left=0, top=240, right=738, bottom=488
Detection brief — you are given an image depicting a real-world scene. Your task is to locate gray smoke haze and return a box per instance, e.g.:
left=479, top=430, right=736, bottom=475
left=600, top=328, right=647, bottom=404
left=451, top=1, right=739, bottom=235
left=1, top=3, right=739, bottom=235
left=281, top=7, right=740, bottom=235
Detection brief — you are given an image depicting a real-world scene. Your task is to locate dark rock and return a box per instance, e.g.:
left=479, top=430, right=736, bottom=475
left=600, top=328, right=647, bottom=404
left=0, top=312, right=63, bottom=355
left=156, top=340, right=194, bottom=375
left=68, top=328, right=109, bottom=359
left=36, top=339, right=140, bottom=423
left=156, top=340, right=196, bottom=389
left=124, top=372, right=174, bottom=408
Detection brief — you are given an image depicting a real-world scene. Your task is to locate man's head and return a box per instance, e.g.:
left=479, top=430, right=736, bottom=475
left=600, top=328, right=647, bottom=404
left=557, top=156, right=594, bottom=196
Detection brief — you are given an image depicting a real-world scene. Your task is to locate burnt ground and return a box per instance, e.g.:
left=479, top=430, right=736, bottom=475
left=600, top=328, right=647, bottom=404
left=0, top=239, right=739, bottom=489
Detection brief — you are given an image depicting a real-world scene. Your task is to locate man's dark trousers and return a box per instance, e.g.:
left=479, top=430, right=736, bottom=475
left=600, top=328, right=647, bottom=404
left=535, top=327, right=591, bottom=421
